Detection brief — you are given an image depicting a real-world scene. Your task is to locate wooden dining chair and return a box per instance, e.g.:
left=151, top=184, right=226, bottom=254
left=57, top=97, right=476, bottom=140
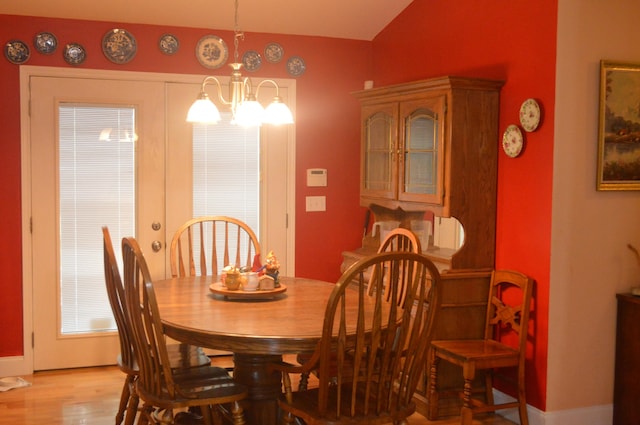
left=121, top=235, right=248, bottom=425
left=170, top=216, right=261, bottom=368
left=102, top=227, right=213, bottom=425
left=271, top=251, right=442, bottom=425
left=297, top=227, right=423, bottom=390
left=368, top=227, right=422, bottom=302
left=428, top=269, right=534, bottom=425
left=170, top=216, right=260, bottom=278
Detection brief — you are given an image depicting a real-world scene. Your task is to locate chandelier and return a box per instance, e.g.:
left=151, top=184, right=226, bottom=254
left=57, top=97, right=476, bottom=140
left=186, top=0, right=294, bottom=127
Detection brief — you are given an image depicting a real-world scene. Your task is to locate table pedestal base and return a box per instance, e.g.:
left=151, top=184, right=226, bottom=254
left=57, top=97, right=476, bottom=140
left=233, top=353, right=283, bottom=425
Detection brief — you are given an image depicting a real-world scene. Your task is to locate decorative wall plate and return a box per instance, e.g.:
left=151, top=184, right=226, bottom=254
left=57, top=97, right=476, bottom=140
left=519, top=98, right=541, bottom=132
left=159, top=33, right=179, bottom=55
left=264, top=42, right=284, bottom=63
left=102, top=29, right=137, bottom=64
left=242, top=50, right=262, bottom=72
left=34, top=32, right=58, bottom=55
left=196, top=35, right=228, bottom=69
left=4, top=40, right=30, bottom=64
left=502, top=124, right=524, bottom=158
left=64, top=43, right=87, bottom=65
left=286, top=56, right=306, bottom=77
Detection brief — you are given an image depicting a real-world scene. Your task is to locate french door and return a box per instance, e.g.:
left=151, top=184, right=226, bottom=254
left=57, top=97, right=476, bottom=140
left=27, top=69, right=293, bottom=370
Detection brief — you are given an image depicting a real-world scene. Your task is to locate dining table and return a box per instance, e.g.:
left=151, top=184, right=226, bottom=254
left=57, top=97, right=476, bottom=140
left=153, top=275, right=374, bottom=425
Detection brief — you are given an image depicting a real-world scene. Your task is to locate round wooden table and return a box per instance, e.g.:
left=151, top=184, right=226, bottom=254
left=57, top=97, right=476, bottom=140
left=153, top=275, right=345, bottom=425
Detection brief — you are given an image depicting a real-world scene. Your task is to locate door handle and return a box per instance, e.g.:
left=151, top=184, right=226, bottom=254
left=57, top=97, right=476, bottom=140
left=151, top=240, right=162, bottom=252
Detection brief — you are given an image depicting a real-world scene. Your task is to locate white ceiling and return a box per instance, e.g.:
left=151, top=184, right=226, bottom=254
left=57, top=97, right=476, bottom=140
left=1, top=0, right=413, bottom=41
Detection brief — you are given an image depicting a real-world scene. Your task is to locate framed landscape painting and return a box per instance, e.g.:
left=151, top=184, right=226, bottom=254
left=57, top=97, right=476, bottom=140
left=597, top=60, right=640, bottom=191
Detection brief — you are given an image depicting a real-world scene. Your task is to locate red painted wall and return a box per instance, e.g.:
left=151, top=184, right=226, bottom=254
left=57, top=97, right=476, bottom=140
left=371, top=1, right=557, bottom=410
left=0, top=14, right=369, bottom=357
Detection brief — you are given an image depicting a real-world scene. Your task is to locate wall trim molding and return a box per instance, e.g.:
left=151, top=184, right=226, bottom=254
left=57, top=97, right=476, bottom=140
left=0, top=356, right=30, bottom=377
left=493, top=390, right=612, bottom=425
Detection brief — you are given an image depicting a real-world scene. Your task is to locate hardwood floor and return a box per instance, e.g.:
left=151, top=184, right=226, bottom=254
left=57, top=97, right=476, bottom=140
left=0, top=364, right=516, bottom=425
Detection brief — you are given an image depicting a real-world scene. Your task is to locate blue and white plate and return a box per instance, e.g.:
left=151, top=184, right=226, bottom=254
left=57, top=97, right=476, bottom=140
left=102, top=29, right=137, bottom=64
left=242, top=50, right=262, bottom=72
left=64, top=43, right=87, bottom=66
left=4, top=40, right=30, bottom=64
left=196, top=35, right=228, bottom=69
left=34, top=32, right=58, bottom=55
left=264, top=42, right=284, bottom=63
left=286, top=56, right=306, bottom=77
left=159, top=33, right=179, bottom=55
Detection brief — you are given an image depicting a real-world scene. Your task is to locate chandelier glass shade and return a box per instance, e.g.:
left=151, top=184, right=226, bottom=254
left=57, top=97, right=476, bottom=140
left=186, top=0, right=294, bottom=127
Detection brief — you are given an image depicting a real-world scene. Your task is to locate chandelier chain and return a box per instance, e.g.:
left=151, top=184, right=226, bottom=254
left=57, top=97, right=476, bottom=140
left=233, top=0, right=244, bottom=64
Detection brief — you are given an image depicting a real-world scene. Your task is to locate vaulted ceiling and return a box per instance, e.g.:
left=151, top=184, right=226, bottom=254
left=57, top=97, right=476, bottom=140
left=1, top=0, right=413, bottom=41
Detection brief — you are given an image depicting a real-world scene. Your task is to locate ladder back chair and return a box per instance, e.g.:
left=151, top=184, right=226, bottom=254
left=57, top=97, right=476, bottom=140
left=271, top=251, right=442, bottom=425
left=121, top=236, right=247, bottom=425
left=297, top=227, right=423, bottom=390
left=102, top=227, right=212, bottom=425
left=428, top=269, right=534, bottom=425
left=170, top=216, right=260, bottom=278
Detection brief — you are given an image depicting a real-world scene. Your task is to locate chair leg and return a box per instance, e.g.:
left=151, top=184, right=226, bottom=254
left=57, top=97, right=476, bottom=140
left=484, top=370, right=494, bottom=406
left=460, top=360, right=478, bottom=425
left=116, top=375, right=133, bottom=425
left=427, top=354, right=440, bottom=420
left=230, top=401, right=246, bottom=425
left=518, top=373, right=529, bottom=425
left=123, top=383, right=139, bottom=425
left=298, top=371, right=309, bottom=391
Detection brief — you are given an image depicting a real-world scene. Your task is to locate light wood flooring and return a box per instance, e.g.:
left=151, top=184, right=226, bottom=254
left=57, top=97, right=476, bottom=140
left=0, top=363, right=516, bottom=425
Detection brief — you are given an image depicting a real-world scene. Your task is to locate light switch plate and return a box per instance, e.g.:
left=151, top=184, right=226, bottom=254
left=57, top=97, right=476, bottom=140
left=306, top=196, right=326, bottom=212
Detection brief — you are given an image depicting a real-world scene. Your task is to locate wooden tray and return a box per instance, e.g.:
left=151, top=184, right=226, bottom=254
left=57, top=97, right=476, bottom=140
left=209, top=282, right=287, bottom=299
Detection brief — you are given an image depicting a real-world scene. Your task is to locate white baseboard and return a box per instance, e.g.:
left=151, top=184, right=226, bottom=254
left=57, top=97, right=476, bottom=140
left=493, top=390, right=613, bottom=425
left=0, top=356, right=32, bottom=378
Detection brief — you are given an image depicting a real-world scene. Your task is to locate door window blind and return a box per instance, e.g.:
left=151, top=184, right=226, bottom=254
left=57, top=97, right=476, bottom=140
left=59, top=104, right=135, bottom=334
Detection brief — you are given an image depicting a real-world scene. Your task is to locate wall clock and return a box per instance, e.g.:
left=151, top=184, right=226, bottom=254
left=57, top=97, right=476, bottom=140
left=502, top=124, right=524, bottom=158
left=519, top=98, right=541, bottom=132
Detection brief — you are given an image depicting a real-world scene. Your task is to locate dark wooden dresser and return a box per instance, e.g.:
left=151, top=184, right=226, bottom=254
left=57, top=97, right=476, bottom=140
left=614, top=293, right=640, bottom=425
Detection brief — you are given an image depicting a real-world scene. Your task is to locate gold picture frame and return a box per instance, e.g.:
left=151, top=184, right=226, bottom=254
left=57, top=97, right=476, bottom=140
left=597, top=60, right=640, bottom=191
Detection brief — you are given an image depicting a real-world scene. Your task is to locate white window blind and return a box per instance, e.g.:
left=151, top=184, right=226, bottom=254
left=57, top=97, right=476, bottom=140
left=192, top=114, right=260, bottom=232
left=59, top=104, right=135, bottom=334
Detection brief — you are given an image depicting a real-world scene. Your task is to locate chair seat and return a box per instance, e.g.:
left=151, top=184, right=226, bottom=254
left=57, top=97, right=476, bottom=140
left=117, top=343, right=210, bottom=375
left=278, top=384, right=416, bottom=425
left=431, top=340, right=519, bottom=368
left=137, top=365, right=247, bottom=409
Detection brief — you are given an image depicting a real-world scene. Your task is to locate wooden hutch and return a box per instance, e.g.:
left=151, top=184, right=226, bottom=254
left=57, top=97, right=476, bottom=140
left=344, top=76, right=504, bottom=417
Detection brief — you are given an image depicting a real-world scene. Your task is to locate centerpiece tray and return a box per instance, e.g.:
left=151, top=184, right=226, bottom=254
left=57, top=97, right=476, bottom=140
left=209, top=282, right=287, bottom=299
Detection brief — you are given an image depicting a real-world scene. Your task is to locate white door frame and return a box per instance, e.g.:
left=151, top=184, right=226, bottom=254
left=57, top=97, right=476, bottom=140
left=4, top=65, right=296, bottom=376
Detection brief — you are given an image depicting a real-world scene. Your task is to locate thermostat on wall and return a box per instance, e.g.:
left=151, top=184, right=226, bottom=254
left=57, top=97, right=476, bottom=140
left=307, top=168, right=327, bottom=187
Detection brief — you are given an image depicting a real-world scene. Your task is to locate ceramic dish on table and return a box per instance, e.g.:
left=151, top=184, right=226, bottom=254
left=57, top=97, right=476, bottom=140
left=209, top=282, right=287, bottom=300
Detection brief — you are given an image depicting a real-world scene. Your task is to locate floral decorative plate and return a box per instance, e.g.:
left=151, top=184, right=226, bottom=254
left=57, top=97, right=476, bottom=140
left=196, top=35, right=228, bottom=69
left=242, top=50, right=262, bottom=72
left=64, top=43, right=87, bottom=65
left=502, top=124, right=524, bottom=158
left=34, top=32, right=58, bottom=55
left=159, top=33, right=179, bottom=55
left=519, top=98, right=541, bottom=132
left=4, top=40, right=30, bottom=64
left=286, top=56, right=306, bottom=77
left=102, top=29, right=137, bottom=64
left=264, top=42, right=284, bottom=63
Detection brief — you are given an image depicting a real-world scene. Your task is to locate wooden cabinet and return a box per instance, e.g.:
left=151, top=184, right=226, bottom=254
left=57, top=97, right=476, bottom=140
left=353, top=76, right=504, bottom=270
left=614, top=293, right=640, bottom=425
